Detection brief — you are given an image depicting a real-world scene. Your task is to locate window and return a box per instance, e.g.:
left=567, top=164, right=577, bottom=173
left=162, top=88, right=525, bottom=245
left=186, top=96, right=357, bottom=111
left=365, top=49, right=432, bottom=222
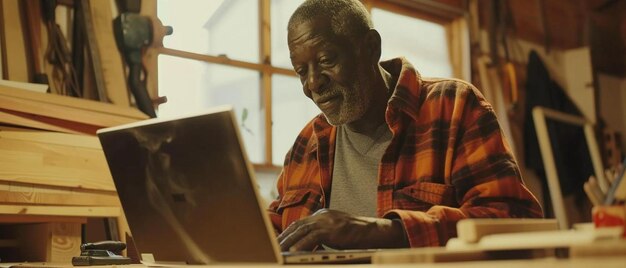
left=372, top=8, right=452, bottom=77
left=154, top=0, right=465, bottom=168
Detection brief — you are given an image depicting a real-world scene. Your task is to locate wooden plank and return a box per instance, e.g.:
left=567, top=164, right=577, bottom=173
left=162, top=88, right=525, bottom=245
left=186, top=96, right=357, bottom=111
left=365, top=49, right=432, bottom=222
left=1, top=0, right=30, bottom=82
left=0, top=205, right=121, bottom=217
left=0, top=214, right=86, bottom=223
left=0, top=95, right=143, bottom=127
left=0, top=84, right=147, bottom=119
left=0, top=189, right=119, bottom=207
left=0, top=108, right=98, bottom=135
left=0, top=127, right=101, bottom=149
left=87, top=0, right=130, bottom=106
left=0, top=137, right=115, bottom=191
left=0, top=109, right=82, bottom=134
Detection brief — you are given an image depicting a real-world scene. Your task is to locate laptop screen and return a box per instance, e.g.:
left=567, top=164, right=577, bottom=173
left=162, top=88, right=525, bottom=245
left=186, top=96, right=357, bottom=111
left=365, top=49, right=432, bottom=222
left=97, top=106, right=281, bottom=264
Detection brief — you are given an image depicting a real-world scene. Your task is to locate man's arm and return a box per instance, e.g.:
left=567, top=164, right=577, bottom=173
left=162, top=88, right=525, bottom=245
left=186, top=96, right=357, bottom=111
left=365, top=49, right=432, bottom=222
left=384, top=103, right=543, bottom=247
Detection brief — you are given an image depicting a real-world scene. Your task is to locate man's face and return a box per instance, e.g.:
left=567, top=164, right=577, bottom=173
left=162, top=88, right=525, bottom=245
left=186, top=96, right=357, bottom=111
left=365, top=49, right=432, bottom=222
left=288, top=18, right=373, bottom=125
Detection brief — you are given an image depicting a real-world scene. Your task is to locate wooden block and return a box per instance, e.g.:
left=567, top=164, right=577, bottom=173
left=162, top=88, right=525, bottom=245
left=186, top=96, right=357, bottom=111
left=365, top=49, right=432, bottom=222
left=457, top=218, right=559, bottom=243
left=49, top=222, right=82, bottom=262
left=0, top=132, right=115, bottom=191
left=17, top=222, right=82, bottom=262
left=1, top=0, right=30, bottom=82
left=372, top=247, right=553, bottom=264
left=570, top=240, right=626, bottom=258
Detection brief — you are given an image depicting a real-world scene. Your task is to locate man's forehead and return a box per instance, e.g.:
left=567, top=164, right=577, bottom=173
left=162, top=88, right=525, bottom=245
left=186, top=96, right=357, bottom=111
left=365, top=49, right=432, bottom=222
left=288, top=17, right=333, bottom=41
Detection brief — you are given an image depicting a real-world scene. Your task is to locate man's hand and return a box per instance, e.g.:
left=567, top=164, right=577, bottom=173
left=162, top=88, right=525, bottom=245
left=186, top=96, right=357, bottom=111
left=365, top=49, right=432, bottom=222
left=277, top=209, right=408, bottom=252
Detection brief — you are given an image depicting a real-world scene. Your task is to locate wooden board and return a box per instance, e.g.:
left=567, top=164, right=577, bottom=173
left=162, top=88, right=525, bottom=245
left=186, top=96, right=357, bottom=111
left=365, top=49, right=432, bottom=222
left=0, top=127, right=101, bottom=148
left=0, top=131, right=115, bottom=191
left=0, top=83, right=147, bottom=119
left=87, top=0, right=131, bottom=106
left=1, top=0, right=30, bottom=82
left=0, top=189, right=120, bottom=207
left=0, top=109, right=82, bottom=134
left=0, top=95, right=143, bottom=127
left=0, top=205, right=121, bottom=217
left=0, top=214, right=86, bottom=223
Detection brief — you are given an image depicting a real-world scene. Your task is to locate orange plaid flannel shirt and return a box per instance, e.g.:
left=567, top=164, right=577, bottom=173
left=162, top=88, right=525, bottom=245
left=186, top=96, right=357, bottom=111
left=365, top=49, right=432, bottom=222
left=268, top=58, right=543, bottom=247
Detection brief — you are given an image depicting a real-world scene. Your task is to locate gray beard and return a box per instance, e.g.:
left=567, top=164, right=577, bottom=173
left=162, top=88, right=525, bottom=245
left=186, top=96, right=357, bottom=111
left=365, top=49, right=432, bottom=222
left=322, top=82, right=369, bottom=126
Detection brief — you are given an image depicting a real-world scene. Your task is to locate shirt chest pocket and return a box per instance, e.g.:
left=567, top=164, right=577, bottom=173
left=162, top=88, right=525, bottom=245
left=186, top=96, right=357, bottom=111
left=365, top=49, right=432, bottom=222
left=276, top=189, right=323, bottom=215
left=392, top=182, right=457, bottom=211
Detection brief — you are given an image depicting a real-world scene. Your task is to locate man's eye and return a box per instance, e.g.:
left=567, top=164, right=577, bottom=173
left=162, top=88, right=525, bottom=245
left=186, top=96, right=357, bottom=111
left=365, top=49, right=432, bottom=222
left=319, top=58, right=332, bottom=65
left=295, top=67, right=307, bottom=76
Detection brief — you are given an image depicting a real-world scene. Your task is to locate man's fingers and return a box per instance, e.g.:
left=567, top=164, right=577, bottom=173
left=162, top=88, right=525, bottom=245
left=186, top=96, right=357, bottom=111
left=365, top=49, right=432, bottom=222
left=279, top=222, right=313, bottom=251
left=288, top=230, right=324, bottom=252
left=277, top=219, right=304, bottom=242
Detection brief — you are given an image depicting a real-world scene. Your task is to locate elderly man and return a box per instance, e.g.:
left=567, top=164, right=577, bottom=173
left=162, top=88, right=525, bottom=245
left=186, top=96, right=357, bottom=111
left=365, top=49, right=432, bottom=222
left=269, top=0, right=542, bottom=252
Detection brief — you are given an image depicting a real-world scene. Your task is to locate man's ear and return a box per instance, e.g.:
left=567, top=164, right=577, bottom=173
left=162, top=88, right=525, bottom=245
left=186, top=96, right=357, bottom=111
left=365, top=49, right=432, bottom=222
left=363, top=29, right=382, bottom=63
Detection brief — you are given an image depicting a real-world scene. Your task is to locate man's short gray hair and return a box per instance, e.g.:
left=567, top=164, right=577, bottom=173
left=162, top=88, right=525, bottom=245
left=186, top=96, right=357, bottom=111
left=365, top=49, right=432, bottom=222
left=288, top=0, right=373, bottom=41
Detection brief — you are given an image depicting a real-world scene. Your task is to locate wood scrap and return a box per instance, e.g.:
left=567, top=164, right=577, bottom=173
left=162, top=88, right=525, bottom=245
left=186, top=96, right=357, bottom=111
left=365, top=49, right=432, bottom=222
left=1, top=0, right=31, bottom=82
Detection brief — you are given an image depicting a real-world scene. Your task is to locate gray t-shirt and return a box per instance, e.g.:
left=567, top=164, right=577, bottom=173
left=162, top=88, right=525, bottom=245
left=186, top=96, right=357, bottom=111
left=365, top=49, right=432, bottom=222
left=329, top=123, right=392, bottom=217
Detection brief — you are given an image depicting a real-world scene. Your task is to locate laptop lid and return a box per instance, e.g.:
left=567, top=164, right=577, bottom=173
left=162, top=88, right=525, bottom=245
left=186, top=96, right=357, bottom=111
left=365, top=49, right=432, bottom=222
left=97, top=106, right=282, bottom=264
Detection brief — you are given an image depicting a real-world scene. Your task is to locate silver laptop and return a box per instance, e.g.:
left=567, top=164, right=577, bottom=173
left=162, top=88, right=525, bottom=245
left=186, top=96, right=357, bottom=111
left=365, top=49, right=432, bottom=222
left=97, top=106, right=376, bottom=265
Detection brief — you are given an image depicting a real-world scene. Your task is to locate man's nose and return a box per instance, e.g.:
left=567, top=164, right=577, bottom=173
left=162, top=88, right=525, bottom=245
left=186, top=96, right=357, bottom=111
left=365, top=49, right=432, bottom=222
left=305, top=67, right=327, bottom=93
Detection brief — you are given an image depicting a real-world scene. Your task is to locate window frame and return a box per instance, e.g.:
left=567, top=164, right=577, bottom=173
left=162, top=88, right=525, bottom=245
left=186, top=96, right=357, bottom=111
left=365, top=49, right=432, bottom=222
left=146, top=0, right=468, bottom=170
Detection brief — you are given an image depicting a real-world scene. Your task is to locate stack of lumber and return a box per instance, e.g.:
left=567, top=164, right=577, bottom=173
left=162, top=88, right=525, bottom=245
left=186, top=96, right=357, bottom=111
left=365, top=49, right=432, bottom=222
left=0, top=83, right=148, bottom=262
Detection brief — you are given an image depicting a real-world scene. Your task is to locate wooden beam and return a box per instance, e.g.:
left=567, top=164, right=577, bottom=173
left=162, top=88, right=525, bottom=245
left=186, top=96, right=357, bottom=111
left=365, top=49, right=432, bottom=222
left=0, top=109, right=83, bottom=134
left=0, top=205, right=121, bottom=217
left=0, top=95, right=144, bottom=127
left=0, top=189, right=119, bottom=207
left=158, top=47, right=297, bottom=77
left=0, top=83, right=148, bottom=119
left=260, top=0, right=272, bottom=165
left=0, top=127, right=101, bottom=148
left=1, top=0, right=30, bottom=82
left=0, top=215, right=86, bottom=223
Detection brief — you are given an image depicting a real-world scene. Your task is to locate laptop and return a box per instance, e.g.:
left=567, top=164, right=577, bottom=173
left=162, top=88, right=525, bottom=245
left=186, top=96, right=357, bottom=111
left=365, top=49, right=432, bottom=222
left=97, top=105, right=377, bottom=265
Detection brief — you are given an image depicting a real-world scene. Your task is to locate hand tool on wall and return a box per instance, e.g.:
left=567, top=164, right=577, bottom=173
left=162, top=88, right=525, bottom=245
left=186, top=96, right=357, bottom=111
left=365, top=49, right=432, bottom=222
left=114, top=0, right=157, bottom=118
